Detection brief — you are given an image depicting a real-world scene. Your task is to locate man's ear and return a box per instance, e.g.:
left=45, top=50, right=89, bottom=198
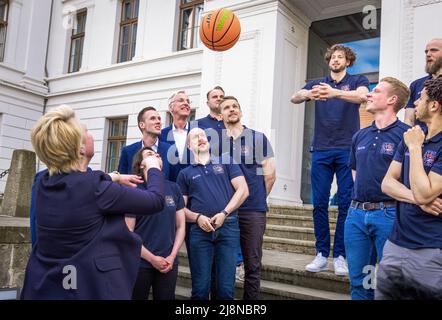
left=79, top=144, right=85, bottom=156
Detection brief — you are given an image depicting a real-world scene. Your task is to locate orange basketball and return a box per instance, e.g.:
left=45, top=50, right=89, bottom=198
left=199, top=8, right=241, bottom=52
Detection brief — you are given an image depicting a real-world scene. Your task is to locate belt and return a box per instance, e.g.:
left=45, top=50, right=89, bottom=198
left=350, top=200, right=397, bottom=211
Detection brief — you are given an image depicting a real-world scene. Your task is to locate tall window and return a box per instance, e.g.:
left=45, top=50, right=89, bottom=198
left=0, top=0, right=9, bottom=62
left=106, top=118, right=128, bottom=172
left=68, top=9, right=87, bottom=73
left=177, top=0, right=203, bottom=51
left=118, top=0, right=139, bottom=63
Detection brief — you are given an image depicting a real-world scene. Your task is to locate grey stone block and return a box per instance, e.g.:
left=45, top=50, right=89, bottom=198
left=1, top=149, right=36, bottom=217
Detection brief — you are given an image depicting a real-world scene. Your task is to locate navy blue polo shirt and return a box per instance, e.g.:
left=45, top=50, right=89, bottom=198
left=221, top=126, right=274, bottom=212
left=406, top=75, right=431, bottom=128
left=389, top=131, right=442, bottom=249
left=197, top=114, right=226, bottom=157
left=349, top=119, right=410, bottom=203
left=129, top=180, right=185, bottom=269
left=176, top=158, right=243, bottom=218
left=303, top=73, right=370, bottom=151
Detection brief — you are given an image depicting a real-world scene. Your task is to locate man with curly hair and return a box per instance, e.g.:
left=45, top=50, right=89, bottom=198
left=379, top=75, right=442, bottom=299
left=291, top=44, right=370, bottom=275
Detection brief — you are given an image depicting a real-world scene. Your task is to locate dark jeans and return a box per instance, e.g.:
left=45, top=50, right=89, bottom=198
left=238, top=211, right=266, bottom=300
left=311, top=150, right=353, bottom=258
left=132, top=267, right=178, bottom=300
left=189, top=215, right=240, bottom=300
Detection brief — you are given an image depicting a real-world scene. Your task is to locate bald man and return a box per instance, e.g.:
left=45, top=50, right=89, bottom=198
left=404, top=38, right=442, bottom=127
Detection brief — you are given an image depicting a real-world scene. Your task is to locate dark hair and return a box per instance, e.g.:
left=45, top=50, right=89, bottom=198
left=206, top=86, right=225, bottom=100
left=131, top=146, right=154, bottom=177
left=424, top=75, right=442, bottom=107
left=219, top=95, right=241, bottom=110
left=324, top=44, right=357, bottom=67
left=137, top=107, right=157, bottom=132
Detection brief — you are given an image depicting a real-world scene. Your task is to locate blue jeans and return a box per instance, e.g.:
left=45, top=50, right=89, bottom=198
left=189, top=215, right=240, bottom=300
left=311, top=150, right=353, bottom=258
left=344, top=206, right=396, bottom=300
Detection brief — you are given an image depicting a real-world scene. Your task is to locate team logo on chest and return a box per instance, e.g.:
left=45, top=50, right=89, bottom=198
left=340, top=84, right=350, bottom=91
left=212, top=164, right=225, bottom=175
left=423, top=150, right=437, bottom=167
left=165, top=196, right=176, bottom=207
left=241, top=145, right=250, bottom=156
left=381, top=142, right=395, bottom=155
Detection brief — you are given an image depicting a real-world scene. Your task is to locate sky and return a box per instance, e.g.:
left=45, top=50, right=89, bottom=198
left=345, top=37, right=380, bottom=76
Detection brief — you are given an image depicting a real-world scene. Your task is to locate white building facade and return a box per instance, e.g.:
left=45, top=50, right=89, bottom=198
left=0, top=0, right=441, bottom=205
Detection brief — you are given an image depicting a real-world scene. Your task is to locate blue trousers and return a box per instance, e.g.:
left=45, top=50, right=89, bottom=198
left=344, top=206, right=396, bottom=300
left=311, top=150, right=353, bottom=258
left=189, top=215, right=240, bottom=300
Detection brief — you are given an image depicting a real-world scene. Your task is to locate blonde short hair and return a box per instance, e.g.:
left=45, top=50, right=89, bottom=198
left=380, top=77, right=411, bottom=112
left=31, top=105, right=83, bottom=175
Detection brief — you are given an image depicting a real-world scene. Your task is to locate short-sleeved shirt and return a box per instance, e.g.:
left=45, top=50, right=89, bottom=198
left=349, top=119, right=410, bottom=203
left=303, top=73, right=370, bottom=151
left=389, top=131, right=442, bottom=249
left=221, top=126, right=274, bottom=212
left=129, top=180, right=185, bottom=269
left=406, top=75, right=431, bottom=128
left=177, top=158, right=243, bottom=218
left=197, top=114, right=226, bottom=157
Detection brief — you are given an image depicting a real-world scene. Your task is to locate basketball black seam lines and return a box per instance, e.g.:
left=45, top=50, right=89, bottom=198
left=213, top=13, right=235, bottom=44
left=211, top=9, right=222, bottom=50
left=213, top=32, right=240, bottom=49
left=201, top=21, right=212, bottom=45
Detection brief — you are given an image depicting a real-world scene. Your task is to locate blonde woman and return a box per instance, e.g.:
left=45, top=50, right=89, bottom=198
left=21, top=105, right=164, bottom=300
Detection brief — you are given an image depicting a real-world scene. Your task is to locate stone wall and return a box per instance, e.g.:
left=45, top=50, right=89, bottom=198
left=0, top=217, right=31, bottom=291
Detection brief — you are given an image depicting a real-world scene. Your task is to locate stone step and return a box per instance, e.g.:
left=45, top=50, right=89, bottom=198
left=263, top=236, right=336, bottom=256
left=177, top=265, right=349, bottom=300
left=177, top=248, right=349, bottom=294
left=265, top=225, right=335, bottom=242
left=175, top=285, right=192, bottom=300
left=269, top=205, right=338, bottom=220
left=266, top=214, right=336, bottom=228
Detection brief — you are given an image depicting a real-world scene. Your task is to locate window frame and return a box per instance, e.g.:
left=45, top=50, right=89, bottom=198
left=0, top=0, right=9, bottom=62
left=117, top=0, right=139, bottom=63
left=105, top=117, right=128, bottom=173
left=67, top=9, right=87, bottom=73
left=177, top=0, right=203, bottom=51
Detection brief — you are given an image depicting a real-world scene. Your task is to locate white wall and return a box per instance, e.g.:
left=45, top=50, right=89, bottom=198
left=0, top=0, right=50, bottom=192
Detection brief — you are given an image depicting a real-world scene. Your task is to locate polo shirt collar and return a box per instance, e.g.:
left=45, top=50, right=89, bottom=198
left=424, top=130, right=442, bottom=144
left=191, top=156, right=217, bottom=167
left=325, top=73, right=350, bottom=85
left=369, top=118, right=399, bottom=132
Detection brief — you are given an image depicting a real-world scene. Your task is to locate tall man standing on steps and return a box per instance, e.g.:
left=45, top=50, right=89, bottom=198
left=345, top=77, right=410, bottom=300
left=291, top=44, right=370, bottom=275
left=220, top=96, right=276, bottom=300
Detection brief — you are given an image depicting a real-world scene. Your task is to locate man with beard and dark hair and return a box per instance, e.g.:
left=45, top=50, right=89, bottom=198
left=379, top=75, right=442, bottom=300
left=220, top=96, right=276, bottom=300
left=291, top=44, right=369, bottom=276
left=404, top=38, right=442, bottom=127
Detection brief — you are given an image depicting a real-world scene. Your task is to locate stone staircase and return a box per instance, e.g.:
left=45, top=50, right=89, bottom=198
left=176, top=205, right=350, bottom=300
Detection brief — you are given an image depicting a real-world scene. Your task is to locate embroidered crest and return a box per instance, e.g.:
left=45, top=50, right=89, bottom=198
left=165, top=196, right=175, bottom=207
left=241, top=145, right=250, bottom=156
left=212, top=164, right=225, bottom=174
left=381, top=142, right=395, bottom=155
left=340, top=84, right=350, bottom=91
left=423, top=150, right=437, bottom=167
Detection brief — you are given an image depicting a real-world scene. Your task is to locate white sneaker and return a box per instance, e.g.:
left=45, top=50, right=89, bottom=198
left=333, top=256, right=349, bottom=276
left=235, top=264, right=245, bottom=282
left=305, top=253, right=328, bottom=272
